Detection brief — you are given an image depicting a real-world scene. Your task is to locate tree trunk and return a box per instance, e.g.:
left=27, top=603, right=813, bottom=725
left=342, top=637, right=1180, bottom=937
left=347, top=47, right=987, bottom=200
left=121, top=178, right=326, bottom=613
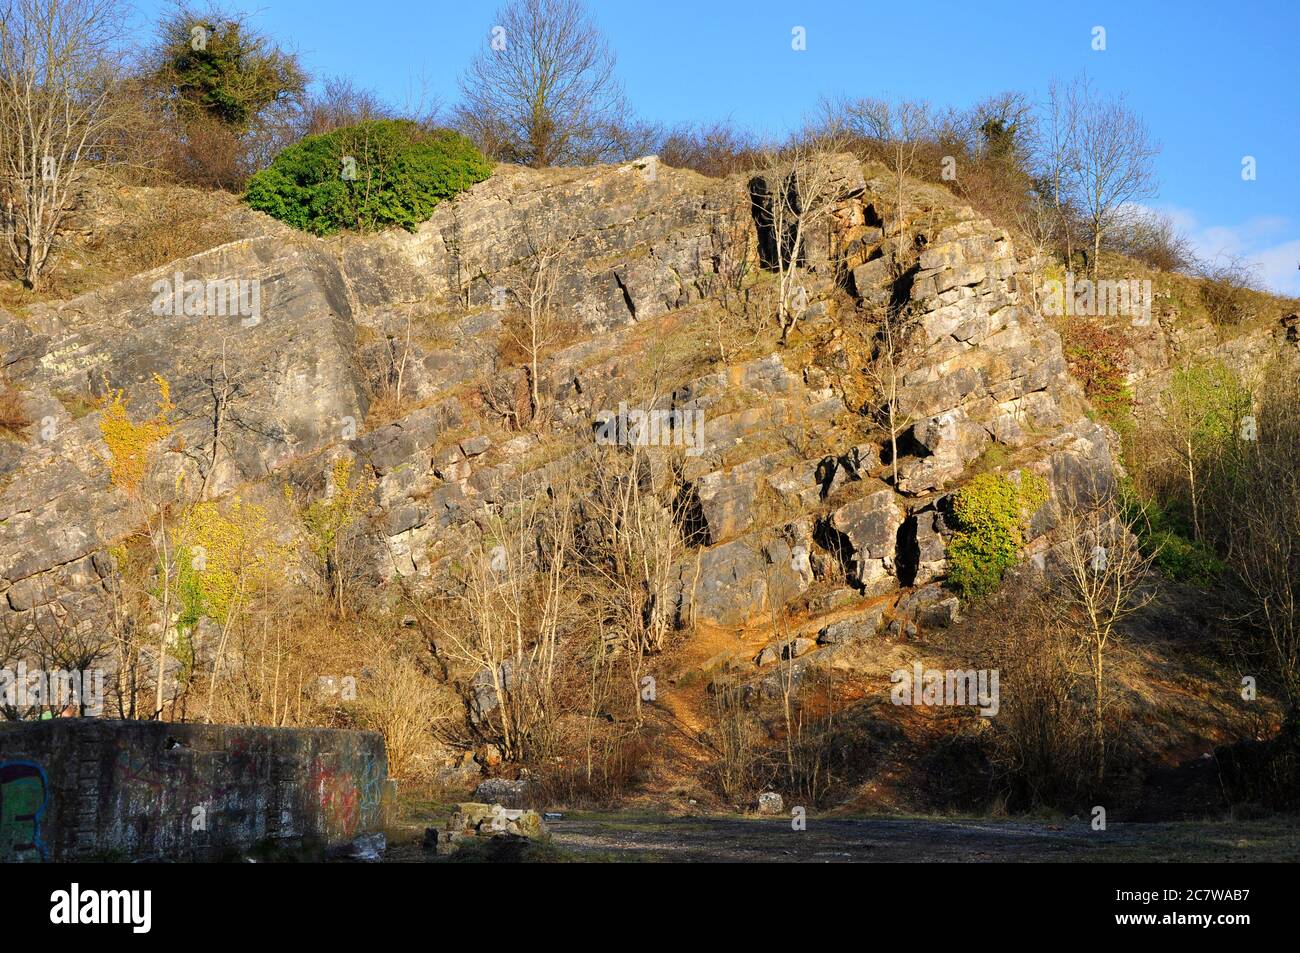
left=1186, top=437, right=1200, bottom=539
left=1093, top=646, right=1106, bottom=784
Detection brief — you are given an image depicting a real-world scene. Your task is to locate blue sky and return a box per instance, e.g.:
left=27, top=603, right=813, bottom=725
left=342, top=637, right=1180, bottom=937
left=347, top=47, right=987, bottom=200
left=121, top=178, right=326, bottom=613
left=130, top=0, right=1300, bottom=295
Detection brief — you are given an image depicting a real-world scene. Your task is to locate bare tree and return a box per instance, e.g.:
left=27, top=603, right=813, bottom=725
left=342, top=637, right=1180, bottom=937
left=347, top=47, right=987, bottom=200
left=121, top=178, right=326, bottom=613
left=984, top=590, right=1091, bottom=810
left=297, top=75, right=392, bottom=138
left=865, top=304, right=912, bottom=485
left=754, top=133, right=850, bottom=342
left=456, top=0, right=627, bottom=167
left=967, top=91, right=1034, bottom=162
left=0, top=0, right=127, bottom=289
left=826, top=96, right=931, bottom=243
left=350, top=635, right=457, bottom=779
left=1015, top=187, right=1060, bottom=297
left=416, top=479, right=574, bottom=762
left=1052, top=490, right=1157, bottom=782
left=708, top=671, right=758, bottom=805
left=1216, top=365, right=1300, bottom=727
left=196, top=338, right=247, bottom=500
left=1, top=579, right=110, bottom=719
left=765, top=598, right=835, bottom=806
left=580, top=440, right=682, bottom=724
left=1156, top=360, right=1251, bottom=541
left=1196, top=253, right=1260, bottom=327
left=1063, top=76, right=1159, bottom=280
left=1111, top=206, right=1194, bottom=273
left=504, top=217, right=568, bottom=425
left=1031, top=78, right=1080, bottom=269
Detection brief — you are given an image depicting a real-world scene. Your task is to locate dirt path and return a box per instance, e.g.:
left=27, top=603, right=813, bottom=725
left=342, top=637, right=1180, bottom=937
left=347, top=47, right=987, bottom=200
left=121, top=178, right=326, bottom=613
left=654, top=592, right=901, bottom=757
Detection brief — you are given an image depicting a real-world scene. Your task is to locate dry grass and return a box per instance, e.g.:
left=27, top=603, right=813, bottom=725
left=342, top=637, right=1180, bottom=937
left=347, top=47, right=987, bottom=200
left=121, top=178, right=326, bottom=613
left=0, top=387, right=30, bottom=440
left=0, top=174, right=261, bottom=312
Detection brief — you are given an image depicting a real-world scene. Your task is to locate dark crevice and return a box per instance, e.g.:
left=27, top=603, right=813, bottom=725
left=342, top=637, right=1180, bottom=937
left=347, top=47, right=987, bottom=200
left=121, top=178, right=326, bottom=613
left=880, top=424, right=923, bottom=466
left=749, top=176, right=779, bottom=269
left=748, top=172, right=804, bottom=272
left=613, top=271, right=637, bottom=320
left=814, top=517, right=859, bottom=590
left=890, top=262, right=921, bottom=312
left=674, top=483, right=710, bottom=547
left=895, top=513, right=920, bottom=588
left=815, top=455, right=839, bottom=500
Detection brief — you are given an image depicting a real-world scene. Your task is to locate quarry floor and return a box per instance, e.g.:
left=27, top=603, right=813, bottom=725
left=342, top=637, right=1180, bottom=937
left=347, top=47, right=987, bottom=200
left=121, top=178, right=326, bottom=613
left=386, top=811, right=1300, bottom=863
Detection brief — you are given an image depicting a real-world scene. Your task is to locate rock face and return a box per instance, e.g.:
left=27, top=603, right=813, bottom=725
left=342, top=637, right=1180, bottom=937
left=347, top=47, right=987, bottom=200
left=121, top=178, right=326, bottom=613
left=1, top=155, right=1132, bottom=661
left=17, top=237, right=368, bottom=484
left=336, top=162, right=741, bottom=333
left=827, top=489, right=906, bottom=592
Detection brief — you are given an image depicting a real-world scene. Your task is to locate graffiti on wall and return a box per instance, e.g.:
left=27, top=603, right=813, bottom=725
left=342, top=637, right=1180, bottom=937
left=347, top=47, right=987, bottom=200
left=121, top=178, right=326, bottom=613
left=2, top=726, right=384, bottom=860
left=1, top=760, right=49, bottom=863
left=310, top=753, right=383, bottom=839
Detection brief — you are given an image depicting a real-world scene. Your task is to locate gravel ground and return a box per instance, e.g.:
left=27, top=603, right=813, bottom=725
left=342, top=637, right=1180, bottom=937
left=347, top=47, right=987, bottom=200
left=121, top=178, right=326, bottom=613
left=388, top=811, right=1300, bottom=863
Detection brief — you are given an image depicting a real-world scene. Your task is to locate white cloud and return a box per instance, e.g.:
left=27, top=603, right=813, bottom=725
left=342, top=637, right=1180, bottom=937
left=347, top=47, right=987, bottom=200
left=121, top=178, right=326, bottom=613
left=1251, top=239, right=1300, bottom=297
left=1148, top=204, right=1300, bottom=298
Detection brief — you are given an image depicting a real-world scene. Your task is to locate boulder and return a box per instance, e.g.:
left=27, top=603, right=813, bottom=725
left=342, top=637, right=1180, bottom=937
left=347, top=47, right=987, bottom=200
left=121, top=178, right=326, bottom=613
left=434, top=802, right=550, bottom=856
left=896, top=583, right=961, bottom=628
left=325, top=832, right=386, bottom=863
left=851, top=256, right=893, bottom=307
left=757, top=792, right=784, bottom=815
left=808, top=587, right=862, bottom=613
left=679, top=538, right=768, bottom=627
left=433, top=754, right=483, bottom=790
left=469, top=658, right=531, bottom=725
left=817, top=603, right=887, bottom=644
left=907, top=509, right=949, bottom=586
left=473, top=777, right=536, bottom=809
left=755, top=636, right=816, bottom=667
left=694, top=469, right=758, bottom=544
left=897, top=410, right=990, bottom=495
left=828, top=489, right=905, bottom=591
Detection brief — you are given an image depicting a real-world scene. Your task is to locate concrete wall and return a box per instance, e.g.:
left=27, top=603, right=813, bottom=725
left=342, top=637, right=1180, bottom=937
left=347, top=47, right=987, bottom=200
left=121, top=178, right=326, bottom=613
left=0, top=720, right=388, bottom=862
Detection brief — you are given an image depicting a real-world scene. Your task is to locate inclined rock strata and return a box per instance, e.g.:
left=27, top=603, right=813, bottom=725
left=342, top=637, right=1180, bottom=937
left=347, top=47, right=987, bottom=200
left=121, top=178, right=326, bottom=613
left=2, top=156, right=1123, bottom=645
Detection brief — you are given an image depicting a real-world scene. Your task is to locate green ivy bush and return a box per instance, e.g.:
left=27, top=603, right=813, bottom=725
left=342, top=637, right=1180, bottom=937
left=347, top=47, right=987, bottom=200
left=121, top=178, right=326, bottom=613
left=1118, top=480, right=1223, bottom=586
left=946, top=472, right=1049, bottom=599
left=244, top=120, right=492, bottom=235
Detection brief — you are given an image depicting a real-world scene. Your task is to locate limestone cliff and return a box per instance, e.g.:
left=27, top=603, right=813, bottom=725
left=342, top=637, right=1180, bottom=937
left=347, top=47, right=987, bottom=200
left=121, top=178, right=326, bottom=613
left=0, top=154, right=1256, bottom=664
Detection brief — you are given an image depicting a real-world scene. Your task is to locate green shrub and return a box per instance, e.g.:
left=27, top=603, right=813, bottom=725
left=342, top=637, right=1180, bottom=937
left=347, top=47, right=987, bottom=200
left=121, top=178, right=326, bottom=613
left=1162, top=362, right=1252, bottom=454
left=946, top=472, right=1049, bottom=599
left=245, top=120, right=492, bottom=235
left=1148, top=530, right=1223, bottom=585
left=1118, top=480, right=1223, bottom=586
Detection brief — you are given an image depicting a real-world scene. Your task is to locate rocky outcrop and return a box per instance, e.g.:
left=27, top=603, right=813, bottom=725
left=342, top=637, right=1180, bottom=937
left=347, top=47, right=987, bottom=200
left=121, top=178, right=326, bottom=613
left=430, top=801, right=549, bottom=856
left=1, top=154, right=1127, bottom=668
left=337, top=161, right=741, bottom=332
